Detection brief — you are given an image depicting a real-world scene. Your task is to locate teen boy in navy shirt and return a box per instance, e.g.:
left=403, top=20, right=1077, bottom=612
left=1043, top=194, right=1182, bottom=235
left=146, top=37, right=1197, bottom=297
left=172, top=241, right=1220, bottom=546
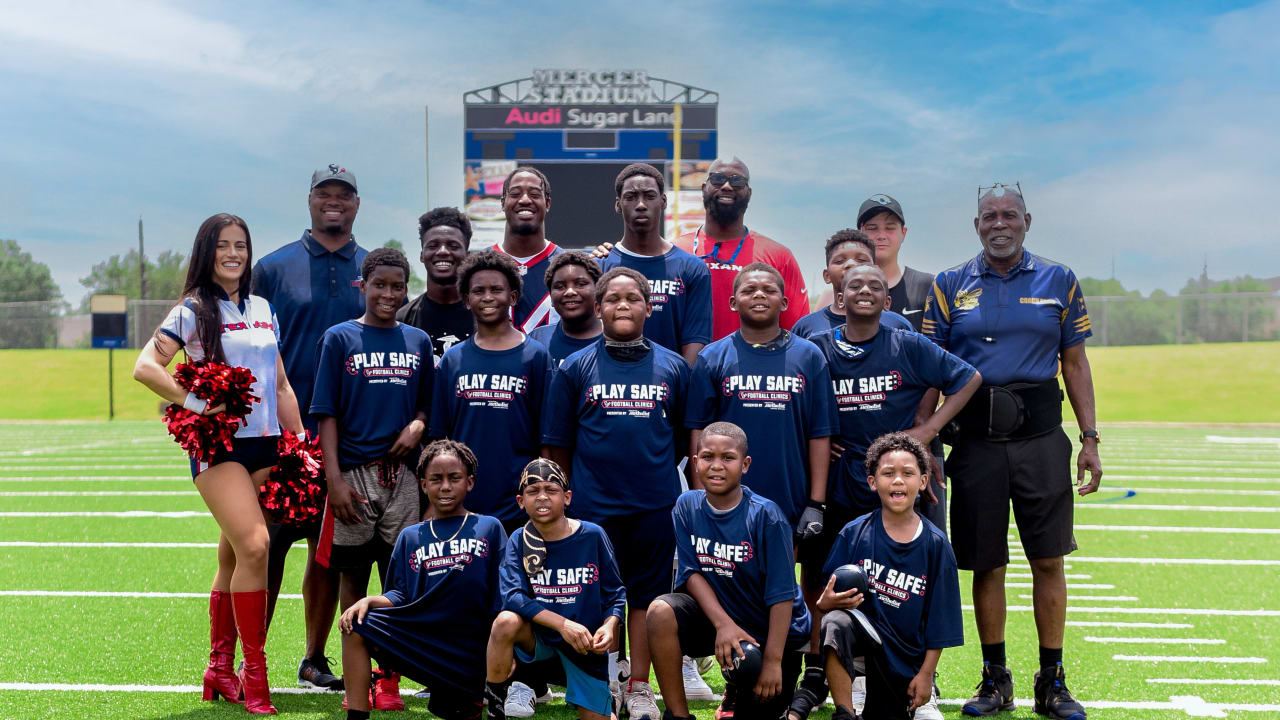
left=599, top=163, right=712, bottom=365
left=791, top=229, right=912, bottom=339
left=311, top=247, right=433, bottom=709
left=529, top=251, right=604, bottom=367
left=432, top=249, right=551, bottom=534
left=817, top=433, right=962, bottom=720
left=543, top=266, right=690, bottom=720
left=488, top=459, right=626, bottom=720
left=650, top=421, right=812, bottom=720
left=339, top=440, right=507, bottom=720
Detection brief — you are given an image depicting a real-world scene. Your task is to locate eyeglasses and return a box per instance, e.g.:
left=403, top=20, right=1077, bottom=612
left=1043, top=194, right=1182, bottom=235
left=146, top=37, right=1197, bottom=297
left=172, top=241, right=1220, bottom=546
left=707, top=172, right=749, bottom=189
left=978, top=181, right=1024, bottom=205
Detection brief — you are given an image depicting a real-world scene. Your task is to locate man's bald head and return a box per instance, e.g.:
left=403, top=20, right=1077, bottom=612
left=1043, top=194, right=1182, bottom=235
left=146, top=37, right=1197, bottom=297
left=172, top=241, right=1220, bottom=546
left=979, top=185, right=1026, bottom=214
left=708, top=156, right=750, bottom=179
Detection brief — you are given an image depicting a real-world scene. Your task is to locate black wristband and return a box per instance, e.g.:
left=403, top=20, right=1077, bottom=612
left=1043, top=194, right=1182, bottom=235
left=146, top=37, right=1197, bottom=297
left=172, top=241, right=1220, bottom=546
left=806, top=500, right=826, bottom=511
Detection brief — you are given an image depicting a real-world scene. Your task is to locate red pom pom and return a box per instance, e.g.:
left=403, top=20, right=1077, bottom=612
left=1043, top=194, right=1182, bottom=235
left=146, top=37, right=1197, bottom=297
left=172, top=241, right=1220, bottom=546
left=259, top=430, right=326, bottom=526
left=163, top=360, right=260, bottom=462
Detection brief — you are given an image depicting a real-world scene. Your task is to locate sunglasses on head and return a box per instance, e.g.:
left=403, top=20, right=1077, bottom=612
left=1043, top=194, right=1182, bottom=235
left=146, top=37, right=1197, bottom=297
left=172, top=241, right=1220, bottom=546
left=707, top=172, right=749, bottom=189
left=978, top=181, right=1024, bottom=204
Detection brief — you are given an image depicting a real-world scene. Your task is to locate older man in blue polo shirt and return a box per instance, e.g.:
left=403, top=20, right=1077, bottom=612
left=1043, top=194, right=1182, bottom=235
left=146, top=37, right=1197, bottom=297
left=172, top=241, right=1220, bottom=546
left=251, top=164, right=369, bottom=692
left=923, top=184, right=1101, bottom=720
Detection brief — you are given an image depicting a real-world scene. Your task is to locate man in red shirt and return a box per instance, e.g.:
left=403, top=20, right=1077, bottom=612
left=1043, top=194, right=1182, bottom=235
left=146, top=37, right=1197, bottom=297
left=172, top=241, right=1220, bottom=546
left=672, top=157, right=810, bottom=340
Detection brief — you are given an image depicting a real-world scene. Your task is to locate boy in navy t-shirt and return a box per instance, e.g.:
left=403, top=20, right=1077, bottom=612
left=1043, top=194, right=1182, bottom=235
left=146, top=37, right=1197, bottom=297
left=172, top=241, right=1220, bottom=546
left=649, top=421, right=811, bottom=720
left=339, top=439, right=507, bottom=720
left=431, top=249, right=552, bottom=534
left=311, top=247, right=435, bottom=707
left=817, top=433, right=962, bottom=720
left=542, top=266, right=690, bottom=720
left=488, top=459, right=626, bottom=720
left=529, top=251, right=604, bottom=367
left=792, top=229, right=912, bottom=339
left=599, top=163, right=712, bottom=365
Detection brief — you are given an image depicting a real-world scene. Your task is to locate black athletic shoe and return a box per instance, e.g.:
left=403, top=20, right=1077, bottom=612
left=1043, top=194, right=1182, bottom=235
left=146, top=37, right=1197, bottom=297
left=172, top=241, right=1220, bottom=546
left=787, top=667, right=828, bottom=720
left=485, top=682, right=509, bottom=720
left=962, top=663, right=1015, bottom=716
left=1034, top=664, right=1086, bottom=720
left=298, top=655, right=344, bottom=691
left=832, top=705, right=859, bottom=720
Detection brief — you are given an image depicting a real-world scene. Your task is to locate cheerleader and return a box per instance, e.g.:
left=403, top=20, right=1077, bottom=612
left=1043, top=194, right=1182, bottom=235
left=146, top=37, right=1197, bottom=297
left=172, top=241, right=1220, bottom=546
left=134, top=213, right=303, bottom=714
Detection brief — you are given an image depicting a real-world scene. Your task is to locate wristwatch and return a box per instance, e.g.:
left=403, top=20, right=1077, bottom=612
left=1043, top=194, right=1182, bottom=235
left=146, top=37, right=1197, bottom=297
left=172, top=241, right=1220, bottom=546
left=1079, top=429, right=1100, bottom=443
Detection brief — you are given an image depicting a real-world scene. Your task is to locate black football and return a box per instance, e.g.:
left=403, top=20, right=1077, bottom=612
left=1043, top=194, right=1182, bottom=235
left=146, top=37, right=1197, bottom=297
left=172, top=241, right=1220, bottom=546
left=832, top=563, right=870, bottom=596
left=728, top=641, right=763, bottom=684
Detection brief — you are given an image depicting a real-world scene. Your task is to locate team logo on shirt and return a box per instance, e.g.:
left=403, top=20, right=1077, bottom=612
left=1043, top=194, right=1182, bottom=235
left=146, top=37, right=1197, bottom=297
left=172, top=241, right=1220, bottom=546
left=221, top=320, right=275, bottom=333
left=690, top=536, right=755, bottom=577
left=721, top=373, right=806, bottom=409
left=858, top=558, right=926, bottom=609
left=530, top=563, right=600, bottom=605
left=648, top=278, right=685, bottom=308
left=345, top=351, right=422, bottom=385
left=585, top=382, right=670, bottom=415
left=455, top=373, right=530, bottom=409
left=408, top=537, right=491, bottom=574
left=954, top=288, right=982, bottom=310
left=831, top=371, right=903, bottom=411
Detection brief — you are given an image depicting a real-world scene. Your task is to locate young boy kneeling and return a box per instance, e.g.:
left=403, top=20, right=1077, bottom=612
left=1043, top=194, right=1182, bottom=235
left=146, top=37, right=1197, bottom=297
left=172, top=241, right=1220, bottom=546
left=487, top=459, right=626, bottom=720
left=817, top=433, right=962, bottom=720
left=649, top=421, right=812, bottom=720
left=339, top=440, right=508, bottom=720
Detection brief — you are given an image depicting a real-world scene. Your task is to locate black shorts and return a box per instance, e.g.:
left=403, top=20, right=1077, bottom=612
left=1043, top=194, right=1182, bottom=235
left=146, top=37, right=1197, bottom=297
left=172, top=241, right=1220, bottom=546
left=327, top=534, right=394, bottom=575
left=797, top=503, right=864, bottom=591
left=821, top=609, right=913, bottom=720
left=915, top=443, right=948, bottom=538
left=947, top=428, right=1077, bottom=571
left=597, top=507, right=676, bottom=608
left=655, top=592, right=803, bottom=720
left=190, top=436, right=279, bottom=479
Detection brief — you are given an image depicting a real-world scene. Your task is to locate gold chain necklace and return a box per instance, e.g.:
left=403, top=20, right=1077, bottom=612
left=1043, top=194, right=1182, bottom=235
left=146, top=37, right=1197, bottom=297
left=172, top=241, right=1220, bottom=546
left=429, top=512, right=471, bottom=543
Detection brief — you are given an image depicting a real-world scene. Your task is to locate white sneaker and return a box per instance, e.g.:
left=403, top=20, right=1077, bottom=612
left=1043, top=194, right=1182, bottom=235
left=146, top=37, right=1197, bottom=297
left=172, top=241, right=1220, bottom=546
left=851, top=675, right=866, bottom=715
left=611, top=655, right=630, bottom=716
left=913, top=684, right=943, bottom=720
left=695, top=655, right=716, bottom=676
left=505, top=681, right=537, bottom=719
left=683, top=656, right=716, bottom=701
left=624, top=681, right=660, bottom=720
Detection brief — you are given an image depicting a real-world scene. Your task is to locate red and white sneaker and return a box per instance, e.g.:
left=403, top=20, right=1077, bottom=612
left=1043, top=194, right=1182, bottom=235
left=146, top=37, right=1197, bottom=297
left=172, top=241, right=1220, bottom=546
left=374, top=670, right=406, bottom=711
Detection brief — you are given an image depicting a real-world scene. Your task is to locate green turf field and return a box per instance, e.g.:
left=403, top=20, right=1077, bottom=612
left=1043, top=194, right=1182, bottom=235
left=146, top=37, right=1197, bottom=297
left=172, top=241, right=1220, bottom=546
left=5, top=343, right=1279, bottom=423
left=1, top=422, right=1277, bottom=719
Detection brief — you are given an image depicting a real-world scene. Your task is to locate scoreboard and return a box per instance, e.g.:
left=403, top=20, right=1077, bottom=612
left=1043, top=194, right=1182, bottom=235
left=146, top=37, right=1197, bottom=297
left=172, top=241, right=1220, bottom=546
left=463, top=70, right=718, bottom=247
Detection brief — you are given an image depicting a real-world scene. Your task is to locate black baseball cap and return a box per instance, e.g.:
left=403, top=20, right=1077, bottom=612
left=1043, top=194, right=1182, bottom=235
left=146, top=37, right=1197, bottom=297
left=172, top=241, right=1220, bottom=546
left=857, top=194, right=904, bottom=227
left=310, top=164, right=358, bottom=192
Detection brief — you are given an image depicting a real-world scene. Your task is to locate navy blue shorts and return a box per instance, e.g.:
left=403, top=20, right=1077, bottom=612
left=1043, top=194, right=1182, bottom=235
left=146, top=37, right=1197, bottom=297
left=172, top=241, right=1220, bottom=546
left=190, top=435, right=279, bottom=479
left=597, top=506, right=675, bottom=608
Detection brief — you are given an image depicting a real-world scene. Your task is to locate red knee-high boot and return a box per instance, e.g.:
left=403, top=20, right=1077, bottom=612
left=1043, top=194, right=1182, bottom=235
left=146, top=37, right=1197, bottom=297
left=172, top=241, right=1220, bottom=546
left=203, top=590, right=242, bottom=703
left=232, top=590, right=278, bottom=715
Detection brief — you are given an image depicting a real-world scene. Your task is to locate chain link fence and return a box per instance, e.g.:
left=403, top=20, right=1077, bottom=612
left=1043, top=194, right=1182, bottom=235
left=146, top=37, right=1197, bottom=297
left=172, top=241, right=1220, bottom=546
left=2, top=293, right=1277, bottom=349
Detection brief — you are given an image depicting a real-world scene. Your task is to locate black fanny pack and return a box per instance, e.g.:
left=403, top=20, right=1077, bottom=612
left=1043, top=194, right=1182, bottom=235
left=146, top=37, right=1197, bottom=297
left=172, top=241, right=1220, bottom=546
left=949, top=379, right=1063, bottom=442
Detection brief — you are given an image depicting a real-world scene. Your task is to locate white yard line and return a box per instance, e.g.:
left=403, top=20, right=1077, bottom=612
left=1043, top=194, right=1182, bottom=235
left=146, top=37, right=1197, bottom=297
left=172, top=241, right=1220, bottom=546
left=1206, top=435, right=1280, bottom=445
left=0, top=511, right=208, bottom=518
left=1064, top=524, right=1280, bottom=534
left=1019, top=594, right=1138, bottom=601
left=0, top=486, right=195, bottom=491
left=975, top=605, right=1280, bottom=616
left=0, top=542, right=217, bottom=548
left=1085, top=636, right=1224, bottom=645
left=0, top=465, right=187, bottom=470
left=1007, top=582, right=1114, bottom=589
left=0, top=590, right=301, bottom=599
left=1068, top=621, right=1194, bottom=628
left=1069, top=556, right=1280, bottom=566
left=1147, top=678, right=1280, bottom=686
left=1104, top=475, right=1280, bottom=484
left=1116, top=487, right=1280, bottom=497
left=1113, top=654, right=1266, bottom=663
left=0, top=439, right=169, bottom=457
left=1076, top=504, right=1280, bottom=513
left=0, top=477, right=190, bottom=482
left=1008, top=572, right=1093, bottom=579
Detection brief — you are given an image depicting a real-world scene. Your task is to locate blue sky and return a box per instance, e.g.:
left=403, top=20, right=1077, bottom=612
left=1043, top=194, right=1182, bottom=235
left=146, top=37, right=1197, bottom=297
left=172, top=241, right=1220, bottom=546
left=3, top=0, right=1278, bottom=304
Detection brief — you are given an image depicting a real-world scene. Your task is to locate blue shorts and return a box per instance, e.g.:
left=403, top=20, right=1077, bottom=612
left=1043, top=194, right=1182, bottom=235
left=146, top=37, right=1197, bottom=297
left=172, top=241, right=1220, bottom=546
left=190, top=435, right=279, bottom=479
left=516, top=634, right=612, bottom=716
left=598, top=506, right=675, bottom=608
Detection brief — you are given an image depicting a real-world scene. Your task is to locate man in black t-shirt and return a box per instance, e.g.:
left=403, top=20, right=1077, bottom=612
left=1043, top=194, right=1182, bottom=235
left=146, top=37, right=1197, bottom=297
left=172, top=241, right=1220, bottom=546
left=398, top=207, right=476, bottom=365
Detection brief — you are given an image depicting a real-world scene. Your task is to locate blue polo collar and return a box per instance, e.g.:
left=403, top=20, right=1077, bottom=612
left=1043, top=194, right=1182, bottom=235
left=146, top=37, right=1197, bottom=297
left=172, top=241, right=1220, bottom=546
left=301, top=230, right=359, bottom=259
left=969, top=250, right=1036, bottom=277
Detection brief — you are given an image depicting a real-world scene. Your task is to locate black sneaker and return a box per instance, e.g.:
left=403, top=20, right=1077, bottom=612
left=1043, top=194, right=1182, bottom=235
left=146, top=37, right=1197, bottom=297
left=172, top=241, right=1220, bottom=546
left=787, top=667, right=828, bottom=720
left=962, top=663, right=1014, bottom=716
left=298, top=655, right=344, bottom=691
left=1034, top=664, right=1086, bottom=720
left=832, top=705, right=859, bottom=720
left=485, top=681, right=509, bottom=720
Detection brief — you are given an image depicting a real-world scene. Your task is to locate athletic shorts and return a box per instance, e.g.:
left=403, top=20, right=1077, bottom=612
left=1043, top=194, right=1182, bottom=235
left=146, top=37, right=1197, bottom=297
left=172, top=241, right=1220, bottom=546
left=821, top=609, right=913, bottom=720
left=947, top=428, right=1077, bottom=572
left=321, top=460, right=419, bottom=571
left=516, top=633, right=611, bottom=716
left=916, top=445, right=948, bottom=538
left=190, top=435, right=279, bottom=479
left=797, top=503, right=863, bottom=591
left=597, top=507, right=676, bottom=608
left=357, top=614, right=485, bottom=720
left=656, top=592, right=803, bottom=720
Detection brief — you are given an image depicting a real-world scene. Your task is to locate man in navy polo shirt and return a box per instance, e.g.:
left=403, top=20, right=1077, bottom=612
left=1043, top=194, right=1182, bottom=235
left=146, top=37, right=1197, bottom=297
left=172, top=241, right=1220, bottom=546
left=251, top=164, right=369, bottom=692
left=923, top=184, right=1101, bottom=720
